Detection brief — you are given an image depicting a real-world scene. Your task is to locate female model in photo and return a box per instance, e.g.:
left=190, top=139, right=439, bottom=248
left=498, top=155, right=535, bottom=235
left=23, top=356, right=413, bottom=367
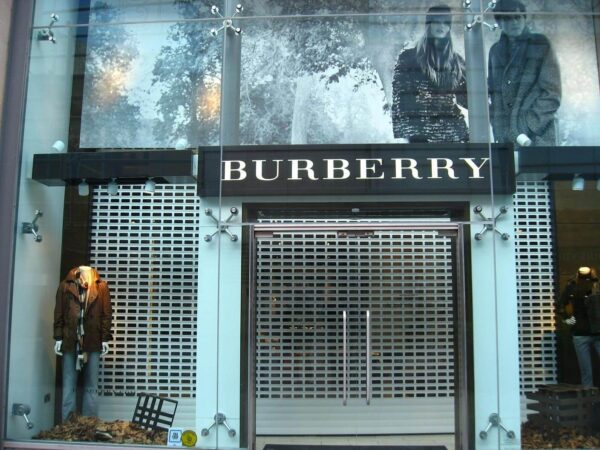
left=392, top=5, right=469, bottom=143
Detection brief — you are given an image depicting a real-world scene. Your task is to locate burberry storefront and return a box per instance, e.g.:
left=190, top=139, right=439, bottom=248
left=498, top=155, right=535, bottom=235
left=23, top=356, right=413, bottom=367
left=1, top=1, right=600, bottom=450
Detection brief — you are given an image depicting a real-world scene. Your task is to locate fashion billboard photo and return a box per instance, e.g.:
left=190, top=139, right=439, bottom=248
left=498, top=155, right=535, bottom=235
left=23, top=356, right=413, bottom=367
left=79, top=0, right=600, bottom=148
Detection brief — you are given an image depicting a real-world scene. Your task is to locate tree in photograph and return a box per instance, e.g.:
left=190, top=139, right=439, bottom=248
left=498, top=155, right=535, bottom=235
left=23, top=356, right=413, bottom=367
left=238, top=0, right=421, bottom=144
left=152, top=1, right=222, bottom=146
left=81, top=1, right=141, bottom=148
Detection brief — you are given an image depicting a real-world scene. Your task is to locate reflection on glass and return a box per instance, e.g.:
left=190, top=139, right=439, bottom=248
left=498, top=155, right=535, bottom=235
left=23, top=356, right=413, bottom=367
left=80, top=2, right=222, bottom=149
left=240, top=10, right=469, bottom=145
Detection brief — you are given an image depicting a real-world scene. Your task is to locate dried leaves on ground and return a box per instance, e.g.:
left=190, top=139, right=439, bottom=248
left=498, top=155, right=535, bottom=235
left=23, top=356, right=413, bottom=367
left=522, top=421, right=600, bottom=449
left=34, top=414, right=167, bottom=445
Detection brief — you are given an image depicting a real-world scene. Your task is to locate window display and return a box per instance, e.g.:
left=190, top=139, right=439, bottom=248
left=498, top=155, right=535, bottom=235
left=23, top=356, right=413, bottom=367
left=2, top=1, right=600, bottom=450
left=557, top=266, right=600, bottom=388
left=53, top=266, right=112, bottom=420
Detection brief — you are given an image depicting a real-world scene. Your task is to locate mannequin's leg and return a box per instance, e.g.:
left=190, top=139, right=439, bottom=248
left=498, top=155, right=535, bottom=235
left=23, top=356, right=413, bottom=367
left=61, top=351, right=77, bottom=421
left=573, top=335, right=594, bottom=387
left=82, top=352, right=100, bottom=417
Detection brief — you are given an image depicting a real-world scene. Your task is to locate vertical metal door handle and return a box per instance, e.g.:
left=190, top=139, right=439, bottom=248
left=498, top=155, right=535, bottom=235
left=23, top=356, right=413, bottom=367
left=343, top=310, right=347, bottom=406
left=366, top=310, right=371, bottom=405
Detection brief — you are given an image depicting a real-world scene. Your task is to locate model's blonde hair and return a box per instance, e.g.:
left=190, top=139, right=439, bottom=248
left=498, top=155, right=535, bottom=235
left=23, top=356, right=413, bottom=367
left=416, top=20, right=465, bottom=90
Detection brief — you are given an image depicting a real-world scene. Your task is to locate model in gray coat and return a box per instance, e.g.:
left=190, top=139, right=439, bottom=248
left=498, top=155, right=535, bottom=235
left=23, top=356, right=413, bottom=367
left=488, top=0, right=561, bottom=146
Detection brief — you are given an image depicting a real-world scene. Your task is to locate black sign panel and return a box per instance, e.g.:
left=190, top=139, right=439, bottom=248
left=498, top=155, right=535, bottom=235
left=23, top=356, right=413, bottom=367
left=197, top=143, right=515, bottom=196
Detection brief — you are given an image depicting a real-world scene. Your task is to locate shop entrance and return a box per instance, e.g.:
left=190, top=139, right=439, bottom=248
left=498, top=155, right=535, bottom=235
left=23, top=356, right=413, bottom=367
left=248, top=222, right=469, bottom=449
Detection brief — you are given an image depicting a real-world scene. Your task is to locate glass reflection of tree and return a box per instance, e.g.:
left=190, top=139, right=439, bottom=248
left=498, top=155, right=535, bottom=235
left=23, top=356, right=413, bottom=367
left=81, top=1, right=141, bottom=148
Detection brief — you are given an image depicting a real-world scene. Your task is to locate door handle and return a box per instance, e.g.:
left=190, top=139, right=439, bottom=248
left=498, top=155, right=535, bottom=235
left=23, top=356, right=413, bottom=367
left=366, top=310, right=371, bottom=405
left=343, top=310, right=347, bottom=406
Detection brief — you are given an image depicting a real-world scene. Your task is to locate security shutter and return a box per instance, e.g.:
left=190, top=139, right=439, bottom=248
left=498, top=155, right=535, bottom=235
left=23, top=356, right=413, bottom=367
left=89, top=184, right=198, bottom=425
left=514, top=181, right=557, bottom=393
left=255, top=226, right=457, bottom=435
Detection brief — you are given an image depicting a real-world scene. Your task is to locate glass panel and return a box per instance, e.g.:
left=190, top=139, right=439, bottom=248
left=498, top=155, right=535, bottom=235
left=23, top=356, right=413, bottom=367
left=237, top=0, right=465, bottom=19
left=484, top=3, right=600, bottom=449
left=33, top=0, right=225, bottom=27
left=78, top=14, right=222, bottom=149
left=238, top=13, right=470, bottom=145
left=6, top=4, right=223, bottom=448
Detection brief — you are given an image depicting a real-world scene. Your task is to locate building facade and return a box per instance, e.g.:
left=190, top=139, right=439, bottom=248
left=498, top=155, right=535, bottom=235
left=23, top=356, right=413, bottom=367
left=1, top=1, right=600, bottom=450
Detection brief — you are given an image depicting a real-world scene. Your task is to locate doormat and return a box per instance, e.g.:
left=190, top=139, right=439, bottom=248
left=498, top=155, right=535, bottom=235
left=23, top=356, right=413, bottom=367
left=263, top=446, right=447, bottom=450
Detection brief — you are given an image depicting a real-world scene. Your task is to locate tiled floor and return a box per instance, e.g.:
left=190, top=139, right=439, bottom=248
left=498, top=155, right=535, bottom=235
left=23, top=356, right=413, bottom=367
left=256, top=434, right=455, bottom=450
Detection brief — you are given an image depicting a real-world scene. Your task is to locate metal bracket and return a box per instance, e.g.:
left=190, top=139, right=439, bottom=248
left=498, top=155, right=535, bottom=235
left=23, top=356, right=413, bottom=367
left=204, top=207, right=239, bottom=242
left=22, top=210, right=43, bottom=242
left=463, top=1, right=498, bottom=30
left=473, top=205, right=509, bottom=241
left=209, top=4, right=243, bottom=36
left=37, top=14, right=59, bottom=43
left=479, top=413, right=515, bottom=440
left=201, top=412, right=236, bottom=437
left=12, top=403, right=34, bottom=430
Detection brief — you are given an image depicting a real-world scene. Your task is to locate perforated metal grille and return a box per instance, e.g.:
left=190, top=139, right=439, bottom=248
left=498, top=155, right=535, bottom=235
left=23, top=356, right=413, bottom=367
left=514, top=181, right=557, bottom=393
left=256, top=228, right=455, bottom=400
left=90, top=184, right=199, bottom=398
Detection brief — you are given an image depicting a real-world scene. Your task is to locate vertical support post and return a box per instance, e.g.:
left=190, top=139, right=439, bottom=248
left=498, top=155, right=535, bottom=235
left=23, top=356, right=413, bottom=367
left=0, top=0, right=32, bottom=443
left=464, top=2, right=491, bottom=143
left=221, top=0, right=242, bottom=146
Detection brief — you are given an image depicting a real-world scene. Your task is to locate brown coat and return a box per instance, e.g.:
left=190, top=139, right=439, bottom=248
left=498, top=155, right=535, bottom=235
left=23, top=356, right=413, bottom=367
left=53, top=267, right=113, bottom=352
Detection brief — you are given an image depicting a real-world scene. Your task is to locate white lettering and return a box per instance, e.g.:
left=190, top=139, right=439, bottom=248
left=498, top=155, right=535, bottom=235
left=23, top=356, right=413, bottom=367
left=460, top=158, right=489, bottom=179
left=253, top=159, right=282, bottom=181
left=324, top=159, right=351, bottom=180
left=428, top=158, right=458, bottom=179
left=357, top=159, right=384, bottom=180
left=288, top=159, right=318, bottom=180
left=391, top=158, right=422, bottom=179
left=223, top=160, right=247, bottom=181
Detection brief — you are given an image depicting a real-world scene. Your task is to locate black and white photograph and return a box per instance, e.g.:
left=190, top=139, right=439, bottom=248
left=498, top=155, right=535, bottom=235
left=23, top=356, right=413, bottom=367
left=79, top=0, right=600, bottom=149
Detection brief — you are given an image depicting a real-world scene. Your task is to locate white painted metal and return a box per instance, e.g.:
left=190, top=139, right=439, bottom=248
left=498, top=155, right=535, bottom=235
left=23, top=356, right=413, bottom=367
left=89, top=185, right=199, bottom=413
left=255, top=227, right=456, bottom=435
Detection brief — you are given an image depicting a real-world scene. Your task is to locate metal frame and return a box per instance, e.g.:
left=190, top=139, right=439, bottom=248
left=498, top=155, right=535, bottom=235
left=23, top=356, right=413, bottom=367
left=247, top=222, right=471, bottom=450
left=0, top=1, right=34, bottom=449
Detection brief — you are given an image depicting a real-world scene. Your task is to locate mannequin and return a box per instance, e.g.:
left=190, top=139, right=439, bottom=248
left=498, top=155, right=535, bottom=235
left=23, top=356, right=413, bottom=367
left=558, top=266, right=600, bottom=387
left=53, top=266, right=113, bottom=420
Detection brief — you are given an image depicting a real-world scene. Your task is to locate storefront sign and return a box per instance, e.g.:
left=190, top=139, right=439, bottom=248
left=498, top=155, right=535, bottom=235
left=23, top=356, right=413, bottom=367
left=197, top=143, right=515, bottom=196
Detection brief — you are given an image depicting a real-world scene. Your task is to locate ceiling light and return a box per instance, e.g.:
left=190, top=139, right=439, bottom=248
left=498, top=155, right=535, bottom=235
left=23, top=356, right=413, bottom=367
left=107, top=178, right=118, bottom=196
left=144, top=178, right=156, bottom=194
left=175, top=138, right=188, bottom=151
left=78, top=179, right=89, bottom=196
left=571, top=174, right=585, bottom=191
left=51, top=140, right=65, bottom=152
